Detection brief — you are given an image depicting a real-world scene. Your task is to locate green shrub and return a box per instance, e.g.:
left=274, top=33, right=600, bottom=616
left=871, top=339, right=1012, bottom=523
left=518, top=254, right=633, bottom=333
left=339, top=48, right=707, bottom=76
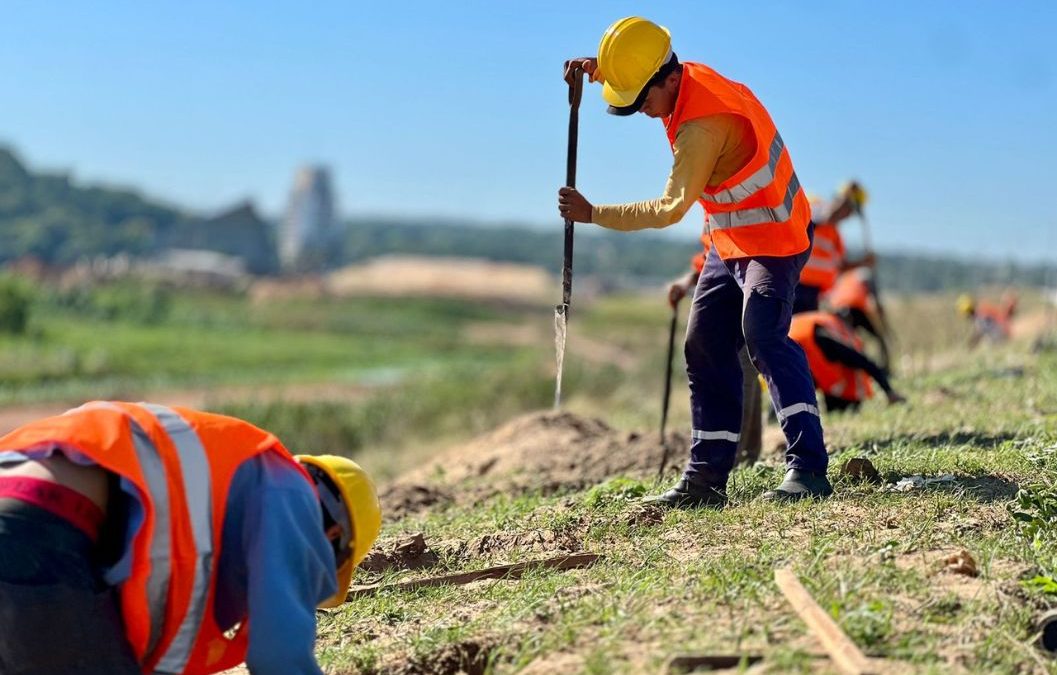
left=0, top=275, right=32, bottom=334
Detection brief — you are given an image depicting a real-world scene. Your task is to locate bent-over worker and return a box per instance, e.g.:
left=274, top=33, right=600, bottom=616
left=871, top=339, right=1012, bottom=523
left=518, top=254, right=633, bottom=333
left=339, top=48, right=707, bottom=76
left=0, top=401, right=380, bottom=675
left=790, top=312, right=905, bottom=412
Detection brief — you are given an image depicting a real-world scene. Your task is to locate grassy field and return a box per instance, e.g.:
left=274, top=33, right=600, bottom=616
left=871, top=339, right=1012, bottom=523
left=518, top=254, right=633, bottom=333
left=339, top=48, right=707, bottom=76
left=3, top=280, right=1056, bottom=672
left=311, top=292, right=1057, bottom=674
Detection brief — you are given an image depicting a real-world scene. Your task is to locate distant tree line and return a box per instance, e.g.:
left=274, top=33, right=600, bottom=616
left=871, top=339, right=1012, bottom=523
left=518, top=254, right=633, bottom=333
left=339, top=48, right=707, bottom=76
left=0, top=146, right=185, bottom=265
left=343, top=217, right=1054, bottom=292
left=1, top=145, right=1051, bottom=292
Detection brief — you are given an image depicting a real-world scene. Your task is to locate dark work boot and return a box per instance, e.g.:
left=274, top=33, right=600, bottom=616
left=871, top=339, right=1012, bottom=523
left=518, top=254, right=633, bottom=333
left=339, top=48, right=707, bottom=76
left=644, top=474, right=728, bottom=509
left=761, top=469, right=833, bottom=502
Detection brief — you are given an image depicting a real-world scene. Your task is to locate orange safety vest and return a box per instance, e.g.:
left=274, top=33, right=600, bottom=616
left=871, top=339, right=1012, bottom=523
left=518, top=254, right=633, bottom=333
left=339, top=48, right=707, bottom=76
left=0, top=401, right=313, bottom=675
left=826, top=269, right=871, bottom=313
left=789, top=312, right=874, bottom=402
left=975, top=301, right=1012, bottom=338
left=666, top=62, right=811, bottom=260
left=799, top=222, right=846, bottom=290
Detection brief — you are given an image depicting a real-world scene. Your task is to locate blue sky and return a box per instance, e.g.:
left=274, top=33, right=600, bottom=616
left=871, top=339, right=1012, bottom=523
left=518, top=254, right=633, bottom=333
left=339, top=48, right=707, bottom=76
left=2, top=1, right=1055, bottom=262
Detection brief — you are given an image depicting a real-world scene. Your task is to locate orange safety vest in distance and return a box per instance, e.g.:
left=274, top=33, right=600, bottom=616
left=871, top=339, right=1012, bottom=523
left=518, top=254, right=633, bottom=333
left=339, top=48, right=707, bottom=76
left=799, top=222, right=845, bottom=290
left=975, top=301, right=1012, bottom=337
left=0, top=402, right=313, bottom=675
left=826, top=270, right=871, bottom=313
left=666, top=63, right=811, bottom=260
left=789, top=312, right=874, bottom=402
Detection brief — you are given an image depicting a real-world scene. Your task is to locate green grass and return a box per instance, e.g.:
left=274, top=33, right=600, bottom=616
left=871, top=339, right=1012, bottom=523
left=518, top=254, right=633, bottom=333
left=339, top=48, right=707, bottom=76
left=311, top=293, right=1057, bottom=674
left=0, top=286, right=536, bottom=403
left=4, top=282, right=1056, bottom=672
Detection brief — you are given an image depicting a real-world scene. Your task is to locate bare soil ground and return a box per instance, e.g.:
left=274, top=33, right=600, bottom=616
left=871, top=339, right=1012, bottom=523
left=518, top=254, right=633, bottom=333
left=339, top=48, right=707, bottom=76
left=380, top=411, right=690, bottom=521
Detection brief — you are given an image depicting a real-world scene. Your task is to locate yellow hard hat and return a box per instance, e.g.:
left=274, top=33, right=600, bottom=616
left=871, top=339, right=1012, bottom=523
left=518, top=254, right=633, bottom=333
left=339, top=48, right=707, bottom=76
left=841, top=181, right=869, bottom=210
left=597, top=17, right=672, bottom=109
left=297, top=454, right=381, bottom=608
left=956, top=294, right=975, bottom=316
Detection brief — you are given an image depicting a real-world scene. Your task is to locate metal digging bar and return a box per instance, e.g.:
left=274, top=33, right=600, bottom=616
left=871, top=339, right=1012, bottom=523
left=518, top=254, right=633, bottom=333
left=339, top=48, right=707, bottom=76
left=553, top=68, right=584, bottom=409
left=657, top=305, right=679, bottom=476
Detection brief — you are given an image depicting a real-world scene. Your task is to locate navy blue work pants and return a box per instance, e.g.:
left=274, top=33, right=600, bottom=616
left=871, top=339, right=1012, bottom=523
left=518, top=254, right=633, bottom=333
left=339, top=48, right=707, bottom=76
left=683, top=240, right=827, bottom=480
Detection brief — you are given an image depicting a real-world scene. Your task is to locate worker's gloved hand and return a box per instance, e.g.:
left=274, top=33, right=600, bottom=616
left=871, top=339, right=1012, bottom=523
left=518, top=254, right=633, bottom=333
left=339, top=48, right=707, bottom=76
left=558, top=187, right=593, bottom=223
left=667, top=271, right=699, bottom=308
left=563, top=57, right=602, bottom=84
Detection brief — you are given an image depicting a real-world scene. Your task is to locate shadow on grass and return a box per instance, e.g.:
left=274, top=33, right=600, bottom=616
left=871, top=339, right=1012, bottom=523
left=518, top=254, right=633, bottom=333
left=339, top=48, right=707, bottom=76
left=862, top=430, right=1021, bottom=451
left=869, top=474, right=1021, bottom=503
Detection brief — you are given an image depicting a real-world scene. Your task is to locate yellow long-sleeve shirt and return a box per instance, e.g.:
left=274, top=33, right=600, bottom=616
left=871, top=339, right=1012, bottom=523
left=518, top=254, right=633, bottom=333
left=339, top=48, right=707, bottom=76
left=591, top=113, right=757, bottom=231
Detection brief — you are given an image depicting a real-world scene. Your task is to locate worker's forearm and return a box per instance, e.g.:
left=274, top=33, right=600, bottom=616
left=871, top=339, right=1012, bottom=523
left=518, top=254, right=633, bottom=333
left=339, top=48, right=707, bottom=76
left=591, top=199, right=688, bottom=231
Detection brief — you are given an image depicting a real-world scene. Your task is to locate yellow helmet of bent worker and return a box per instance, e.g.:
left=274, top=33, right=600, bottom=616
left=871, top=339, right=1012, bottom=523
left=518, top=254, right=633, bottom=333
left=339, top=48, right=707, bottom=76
left=297, top=454, right=382, bottom=608
left=597, top=17, right=672, bottom=108
left=956, top=294, right=975, bottom=317
left=840, top=181, right=869, bottom=210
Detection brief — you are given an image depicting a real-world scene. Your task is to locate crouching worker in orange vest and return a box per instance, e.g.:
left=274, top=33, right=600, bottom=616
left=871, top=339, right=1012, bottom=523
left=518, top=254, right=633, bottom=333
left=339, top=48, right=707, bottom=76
left=0, top=401, right=381, bottom=675
left=561, top=17, right=831, bottom=505
left=790, top=313, right=905, bottom=412
left=958, top=293, right=1017, bottom=348
left=794, top=182, right=873, bottom=314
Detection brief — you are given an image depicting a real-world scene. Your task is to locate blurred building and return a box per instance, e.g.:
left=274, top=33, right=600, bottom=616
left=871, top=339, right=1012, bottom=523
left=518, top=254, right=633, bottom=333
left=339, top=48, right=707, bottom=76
left=162, top=201, right=278, bottom=276
left=279, top=166, right=340, bottom=272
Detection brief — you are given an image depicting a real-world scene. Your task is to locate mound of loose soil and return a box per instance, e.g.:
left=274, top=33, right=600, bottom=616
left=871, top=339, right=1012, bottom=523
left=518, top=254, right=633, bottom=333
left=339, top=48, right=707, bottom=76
left=380, top=411, right=688, bottom=520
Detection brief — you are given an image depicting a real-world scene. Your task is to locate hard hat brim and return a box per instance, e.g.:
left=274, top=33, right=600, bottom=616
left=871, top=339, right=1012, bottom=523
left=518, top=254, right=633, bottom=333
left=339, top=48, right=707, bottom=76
left=319, top=558, right=356, bottom=609
left=602, top=80, right=642, bottom=109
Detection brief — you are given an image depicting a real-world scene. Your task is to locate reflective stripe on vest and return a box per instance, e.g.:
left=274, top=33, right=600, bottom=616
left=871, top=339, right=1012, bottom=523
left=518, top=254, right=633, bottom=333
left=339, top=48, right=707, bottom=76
left=707, top=133, right=785, bottom=205
left=709, top=172, right=802, bottom=231
left=145, top=404, right=214, bottom=674
left=64, top=402, right=215, bottom=672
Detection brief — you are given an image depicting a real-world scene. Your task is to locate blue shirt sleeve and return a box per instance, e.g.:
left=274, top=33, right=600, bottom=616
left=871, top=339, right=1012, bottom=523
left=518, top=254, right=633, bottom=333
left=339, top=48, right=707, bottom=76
left=230, top=453, right=338, bottom=675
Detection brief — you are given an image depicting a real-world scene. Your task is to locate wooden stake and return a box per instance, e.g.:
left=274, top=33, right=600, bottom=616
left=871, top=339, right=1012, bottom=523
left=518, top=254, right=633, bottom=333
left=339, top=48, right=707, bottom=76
left=774, top=568, right=874, bottom=675
left=346, top=553, right=601, bottom=600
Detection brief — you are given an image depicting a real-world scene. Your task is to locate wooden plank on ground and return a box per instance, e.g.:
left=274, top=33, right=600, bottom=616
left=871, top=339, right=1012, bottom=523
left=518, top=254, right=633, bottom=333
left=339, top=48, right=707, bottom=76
left=774, top=567, right=875, bottom=675
left=346, top=552, right=602, bottom=600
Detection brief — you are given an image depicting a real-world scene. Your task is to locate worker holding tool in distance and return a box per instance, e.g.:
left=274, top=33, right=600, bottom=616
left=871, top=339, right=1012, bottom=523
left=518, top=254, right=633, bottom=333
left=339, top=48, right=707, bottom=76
left=0, top=401, right=380, bottom=674
left=559, top=17, right=830, bottom=506
left=794, top=182, right=873, bottom=314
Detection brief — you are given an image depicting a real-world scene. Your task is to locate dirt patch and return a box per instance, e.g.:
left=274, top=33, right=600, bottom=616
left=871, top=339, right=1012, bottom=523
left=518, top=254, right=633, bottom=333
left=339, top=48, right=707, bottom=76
left=381, top=411, right=689, bottom=519
left=360, top=533, right=441, bottom=574
left=383, top=637, right=499, bottom=675
left=467, top=528, right=583, bottom=557
left=380, top=484, right=455, bottom=521
left=893, top=548, right=1031, bottom=602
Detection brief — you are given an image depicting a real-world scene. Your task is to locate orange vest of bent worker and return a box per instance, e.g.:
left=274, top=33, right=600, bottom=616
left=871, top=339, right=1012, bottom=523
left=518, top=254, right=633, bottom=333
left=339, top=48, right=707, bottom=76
left=666, top=63, right=811, bottom=260
left=975, top=301, right=1012, bottom=337
left=789, top=312, right=873, bottom=402
left=799, top=222, right=845, bottom=290
left=0, top=401, right=312, bottom=675
left=826, top=270, right=871, bottom=314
